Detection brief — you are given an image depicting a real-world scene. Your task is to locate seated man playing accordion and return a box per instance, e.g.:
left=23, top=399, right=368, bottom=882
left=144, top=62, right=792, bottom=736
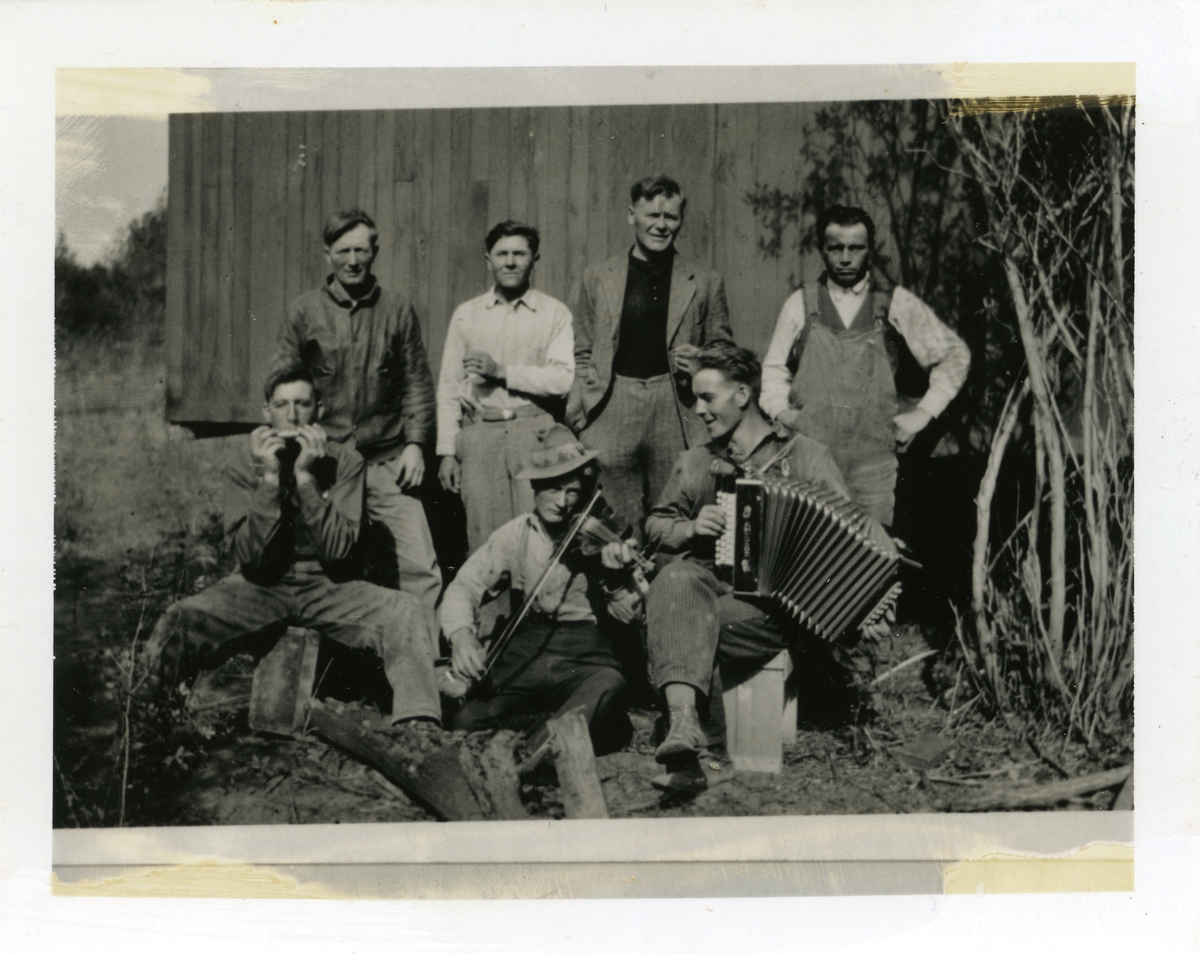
left=644, top=341, right=896, bottom=779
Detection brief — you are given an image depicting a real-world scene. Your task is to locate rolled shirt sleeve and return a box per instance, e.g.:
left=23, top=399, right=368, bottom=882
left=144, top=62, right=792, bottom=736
left=438, top=520, right=519, bottom=638
left=503, top=301, right=575, bottom=397
left=888, top=286, right=970, bottom=419
left=761, top=290, right=807, bottom=420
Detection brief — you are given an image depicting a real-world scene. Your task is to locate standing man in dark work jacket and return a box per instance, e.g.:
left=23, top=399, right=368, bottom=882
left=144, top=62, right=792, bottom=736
left=565, top=175, right=734, bottom=535
left=270, top=209, right=442, bottom=651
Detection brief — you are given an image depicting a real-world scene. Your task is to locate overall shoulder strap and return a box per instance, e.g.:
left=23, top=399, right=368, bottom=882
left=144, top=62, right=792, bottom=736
left=785, top=285, right=820, bottom=376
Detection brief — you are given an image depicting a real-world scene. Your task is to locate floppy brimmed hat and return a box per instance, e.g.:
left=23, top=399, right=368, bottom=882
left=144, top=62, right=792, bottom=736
left=516, top=424, right=599, bottom=481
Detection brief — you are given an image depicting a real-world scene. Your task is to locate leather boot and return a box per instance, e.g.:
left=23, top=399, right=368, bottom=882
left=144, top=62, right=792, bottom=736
left=654, top=702, right=707, bottom=763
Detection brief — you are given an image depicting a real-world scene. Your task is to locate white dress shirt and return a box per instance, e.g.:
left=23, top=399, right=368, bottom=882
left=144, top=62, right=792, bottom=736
left=436, top=286, right=574, bottom=458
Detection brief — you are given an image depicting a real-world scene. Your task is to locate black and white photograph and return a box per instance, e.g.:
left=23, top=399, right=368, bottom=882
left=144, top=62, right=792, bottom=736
left=51, top=68, right=1136, bottom=842
left=4, top=0, right=1200, bottom=946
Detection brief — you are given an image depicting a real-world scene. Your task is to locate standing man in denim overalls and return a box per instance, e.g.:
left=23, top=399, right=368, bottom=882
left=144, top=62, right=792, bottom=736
left=760, top=206, right=970, bottom=527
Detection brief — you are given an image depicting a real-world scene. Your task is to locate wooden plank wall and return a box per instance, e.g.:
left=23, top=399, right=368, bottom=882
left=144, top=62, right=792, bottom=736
left=166, top=103, right=819, bottom=423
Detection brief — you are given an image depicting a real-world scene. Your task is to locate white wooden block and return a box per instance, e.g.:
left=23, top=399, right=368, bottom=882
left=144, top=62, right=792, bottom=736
left=722, top=650, right=791, bottom=774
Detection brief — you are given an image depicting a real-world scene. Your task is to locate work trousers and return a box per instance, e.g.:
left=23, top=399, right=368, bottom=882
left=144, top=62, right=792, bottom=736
left=146, top=564, right=441, bottom=723
left=580, top=374, right=705, bottom=536
left=364, top=457, right=444, bottom=651
left=645, top=560, right=790, bottom=750
left=453, top=619, right=631, bottom=754
left=457, top=410, right=554, bottom=552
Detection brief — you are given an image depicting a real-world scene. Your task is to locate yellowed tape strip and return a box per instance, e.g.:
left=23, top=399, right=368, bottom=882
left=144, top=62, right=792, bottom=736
left=943, top=62, right=1135, bottom=98
left=943, top=843, right=1133, bottom=894
left=52, top=863, right=317, bottom=899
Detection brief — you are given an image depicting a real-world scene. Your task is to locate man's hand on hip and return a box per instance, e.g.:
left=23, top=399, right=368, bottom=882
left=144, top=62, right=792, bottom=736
left=893, top=407, right=933, bottom=450
left=395, top=443, right=426, bottom=490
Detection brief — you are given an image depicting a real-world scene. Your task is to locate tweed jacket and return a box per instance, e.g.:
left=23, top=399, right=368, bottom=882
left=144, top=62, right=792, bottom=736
left=565, top=252, right=733, bottom=432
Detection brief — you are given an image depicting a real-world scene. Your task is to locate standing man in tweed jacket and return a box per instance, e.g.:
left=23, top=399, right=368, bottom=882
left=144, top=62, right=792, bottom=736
left=566, top=175, right=734, bottom=536
left=270, top=209, right=442, bottom=649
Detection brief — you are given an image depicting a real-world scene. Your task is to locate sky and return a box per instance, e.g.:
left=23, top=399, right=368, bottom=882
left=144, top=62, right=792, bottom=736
left=56, top=114, right=169, bottom=265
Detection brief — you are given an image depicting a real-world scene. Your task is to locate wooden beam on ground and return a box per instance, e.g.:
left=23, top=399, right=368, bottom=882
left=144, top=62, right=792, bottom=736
left=307, top=697, right=495, bottom=821
left=947, top=765, right=1132, bottom=812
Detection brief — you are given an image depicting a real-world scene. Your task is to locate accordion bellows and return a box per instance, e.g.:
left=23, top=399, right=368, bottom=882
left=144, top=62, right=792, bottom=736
left=715, top=475, right=900, bottom=642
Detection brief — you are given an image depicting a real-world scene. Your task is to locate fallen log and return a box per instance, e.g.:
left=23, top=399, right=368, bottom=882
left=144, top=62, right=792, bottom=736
left=307, top=697, right=499, bottom=821
left=946, top=765, right=1132, bottom=812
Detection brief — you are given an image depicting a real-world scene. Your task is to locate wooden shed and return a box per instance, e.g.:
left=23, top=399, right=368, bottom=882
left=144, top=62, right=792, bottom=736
left=165, top=103, right=823, bottom=425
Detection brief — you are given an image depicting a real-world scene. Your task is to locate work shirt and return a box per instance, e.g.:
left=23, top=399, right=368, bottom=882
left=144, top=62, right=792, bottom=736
left=826, top=275, right=872, bottom=327
left=612, top=249, right=673, bottom=379
left=271, top=276, right=436, bottom=463
left=760, top=278, right=970, bottom=421
left=436, top=286, right=574, bottom=458
left=645, top=425, right=893, bottom=573
left=439, top=512, right=642, bottom=638
left=229, top=439, right=366, bottom=581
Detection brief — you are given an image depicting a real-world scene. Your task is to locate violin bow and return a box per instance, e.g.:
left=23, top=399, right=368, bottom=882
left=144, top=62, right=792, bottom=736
left=479, top=486, right=605, bottom=679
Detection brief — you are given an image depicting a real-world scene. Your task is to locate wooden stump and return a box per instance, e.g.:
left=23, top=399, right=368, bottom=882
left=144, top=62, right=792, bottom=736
left=478, top=731, right=528, bottom=820
left=248, top=627, right=321, bottom=737
left=546, top=709, right=608, bottom=819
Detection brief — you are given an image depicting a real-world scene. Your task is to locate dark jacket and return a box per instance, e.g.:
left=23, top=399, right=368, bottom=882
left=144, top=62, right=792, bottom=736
left=231, top=438, right=366, bottom=585
left=270, top=277, right=436, bottom=463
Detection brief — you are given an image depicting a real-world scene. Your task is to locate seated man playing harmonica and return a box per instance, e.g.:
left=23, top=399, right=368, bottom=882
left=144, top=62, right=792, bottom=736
left=644, top=342, right=896, bottom=779
left=439, top=425, right=645, bottom=754
left=144, top=366, right=442, bottom=726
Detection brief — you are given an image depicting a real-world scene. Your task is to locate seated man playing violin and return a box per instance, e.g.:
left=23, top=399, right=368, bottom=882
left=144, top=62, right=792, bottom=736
left=439, top=425, right=646, bottom=754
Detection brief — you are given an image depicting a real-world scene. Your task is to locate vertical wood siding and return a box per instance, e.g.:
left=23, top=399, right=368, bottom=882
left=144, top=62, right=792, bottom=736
left=166, top=103, right=820, bottom=423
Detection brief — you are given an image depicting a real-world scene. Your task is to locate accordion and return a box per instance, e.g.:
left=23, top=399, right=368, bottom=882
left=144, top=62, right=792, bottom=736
left=714, top=474, right=901, bottom=642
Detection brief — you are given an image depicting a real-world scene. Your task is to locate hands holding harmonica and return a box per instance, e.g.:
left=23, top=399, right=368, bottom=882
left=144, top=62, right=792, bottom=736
left=250, top=423, right=328, bottom=486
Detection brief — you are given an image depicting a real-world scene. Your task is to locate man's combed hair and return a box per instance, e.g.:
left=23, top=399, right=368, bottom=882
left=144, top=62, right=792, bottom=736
left=323, top=209, right=378, bottom=248
left=816, top=205, right=876, bottom=253
left=485, top=220, right=541, bottom=256
left=695, top=341, right=763, bottom=403
left=264, top=365, right=320, bottom=405
left=630, top=174, right=687, bottom=213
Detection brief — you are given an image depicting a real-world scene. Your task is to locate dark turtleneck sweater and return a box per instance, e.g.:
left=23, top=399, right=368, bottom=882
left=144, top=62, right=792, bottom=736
left=612, top=248, right=674, bottom=379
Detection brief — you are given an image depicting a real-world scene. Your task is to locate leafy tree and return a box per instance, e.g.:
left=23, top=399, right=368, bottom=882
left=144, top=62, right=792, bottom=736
left=55, top=193, right=168, bottom=345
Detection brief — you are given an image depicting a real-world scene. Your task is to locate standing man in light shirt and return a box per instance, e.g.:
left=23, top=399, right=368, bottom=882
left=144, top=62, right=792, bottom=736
left=437, top=221, right=575, bottom=552
left=270, top=209, right=443, bottom=649
left=760, top=205, right=970, bottom=527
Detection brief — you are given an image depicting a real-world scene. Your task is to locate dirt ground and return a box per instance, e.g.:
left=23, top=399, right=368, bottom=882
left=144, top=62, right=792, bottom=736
left=56, top=606, right=1128, bottom=827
